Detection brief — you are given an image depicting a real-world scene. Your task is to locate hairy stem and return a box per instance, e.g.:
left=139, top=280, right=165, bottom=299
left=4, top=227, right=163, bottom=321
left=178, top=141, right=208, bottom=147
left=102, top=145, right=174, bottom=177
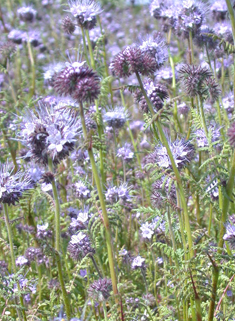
left=3, top=203, right=27, bottom=321
left=79, top=102, right=119, bottom=305
left=48, top=159, right=71, bottom=320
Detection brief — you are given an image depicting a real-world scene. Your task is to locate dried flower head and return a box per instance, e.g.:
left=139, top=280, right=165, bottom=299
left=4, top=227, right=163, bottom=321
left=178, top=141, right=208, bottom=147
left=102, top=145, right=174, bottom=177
left=67, top=232, right=95, bottom=261
left=17, top=6, right=37, bottom=22
left=54, top=61, right=100, bottom=103
left=110, top=46, right=157, bottom=78
left=67, top=0, right=102, bottom=30
left=20, top=102, right=79, bottom=165
left=0, top=163, right=31, bottom=205
left=62, top=16, right=76, bottom=34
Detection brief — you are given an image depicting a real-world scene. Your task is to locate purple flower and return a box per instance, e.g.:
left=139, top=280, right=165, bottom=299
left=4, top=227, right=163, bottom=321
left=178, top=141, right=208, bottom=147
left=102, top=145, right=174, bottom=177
left=131, top=256, right=145, bottom=269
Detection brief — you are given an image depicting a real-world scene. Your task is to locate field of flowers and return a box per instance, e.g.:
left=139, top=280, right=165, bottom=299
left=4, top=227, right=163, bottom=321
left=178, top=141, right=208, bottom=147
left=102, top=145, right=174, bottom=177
left=1, top=0, right=235, bottom=320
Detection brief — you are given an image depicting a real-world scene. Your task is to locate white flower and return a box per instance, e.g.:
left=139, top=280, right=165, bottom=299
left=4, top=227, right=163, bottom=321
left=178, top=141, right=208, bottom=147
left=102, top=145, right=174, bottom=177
left=132, top=256, right=145, bottom=269
left=71, top=232, right=86, bottom=244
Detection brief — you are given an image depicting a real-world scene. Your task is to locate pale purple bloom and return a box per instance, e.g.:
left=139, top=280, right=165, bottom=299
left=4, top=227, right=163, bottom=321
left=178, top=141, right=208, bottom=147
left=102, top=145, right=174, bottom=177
left=16, top=256, right=29, bottom=267
left=131, top=256, right=145, bottom=269
left=117, top=143, right=134, bottom=162
left=140, top=222, right=154, bottom=239
left=223, top=223, right=235, bottom=249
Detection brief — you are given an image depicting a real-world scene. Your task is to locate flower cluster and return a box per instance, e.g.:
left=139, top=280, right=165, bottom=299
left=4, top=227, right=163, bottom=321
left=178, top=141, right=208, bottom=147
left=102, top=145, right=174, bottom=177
left=67, top=232, right=95, bottom=261
left=103, top=107, right=129, bottom=129
left=117, top=143, right=134, bottom=162
left=134, top=79, right=169, bottom=113
left=20, top=102, right=79, bottom=165
left=110, top=45, right=157, bottom=78
left=179, top=64, right=220, bottom=101
left=54, top=61, right=100, bottom=103
left=67, top=0, right=102, bottom=30
left=74, top=181, right=90, bottom=199
left=88, top=278, right=112, bottom=302
left=0, top=163, right=31, bottom=205
left=148, top=139, right=195, bottom=170
left=105, top=183, right=130, bottom=204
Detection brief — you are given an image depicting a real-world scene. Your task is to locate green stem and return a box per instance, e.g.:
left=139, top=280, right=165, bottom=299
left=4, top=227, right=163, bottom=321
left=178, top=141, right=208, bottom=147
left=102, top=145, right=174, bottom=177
left=97, top=16, right=114, bottom=107
left=224, top=0, right=235, bottom=109
left=135, top=71, right=194, bottom=258
left=3, top=204, right=27, bottom=321
left=189, top=31, right=194, bottom=64
left=79, top=102, right=119, bottom=301
left=48, top=159, right=71, bottom=320
left=208, top=151, right=235, bottom=321
left=120, top=89, right=142, bottom=169
left=27, top=40, right=36, bottom=98
left=169, top=55, right=183, bottom=134
left=81, top=27, right=89, bottom=65
left=85, top=29, right=95, bottom=70
left=103, top=302, right=109, bottom=321
left=90, top=255, right=102, bottom=278
left=208, top=203, right=213, bottom=236
left=198, top=96, right=208, bottom=136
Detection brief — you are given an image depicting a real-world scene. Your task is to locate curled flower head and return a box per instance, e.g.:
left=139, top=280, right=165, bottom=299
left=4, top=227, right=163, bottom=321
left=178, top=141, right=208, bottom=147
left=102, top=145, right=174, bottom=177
left=43, top=62, right=65, bottom=86
left=176, top=0, right=206, bottom=37
left=110, top=46, right=157, bottom=78
left=105, top=183, right=131, bottom=204
left=139, top=34, right=168, bottom=70
left=223, top=223, right=235, bottom=249
left=179, top=64, right=220, bottom=100
left=151, top=176, right=176, bottom=209
left=74, top=180, right=90, bottom=199
left=62, top=16, right=76, bottom=34
left=211, top=0, right=227, bottom=21
left=54, top=61, right=100, bottom=103
left=117, top=143, right=134, bottom=162
left=88, top=278, right=112, bottom=302
left=194, top=126, right=221, bottom=148
left=17, top=6, right=37, bottom=22
left=67, top=0, right=102, bottom=30
left=20, top=102, right=79, bottom=165
left=67, top=232, right=95, bottom=261
left=227, top=122, right=235, bottom=148
left=134, top=79, right=168, bottom=113
left=103, top=107, right=129, bottom=129
left=15, top=256, right=29, bottom=267
left=148, top=139, right=194, bottom=170
left=194, top=25, right=218, bottom=50
left=0, top=163, right=32, bottom=205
